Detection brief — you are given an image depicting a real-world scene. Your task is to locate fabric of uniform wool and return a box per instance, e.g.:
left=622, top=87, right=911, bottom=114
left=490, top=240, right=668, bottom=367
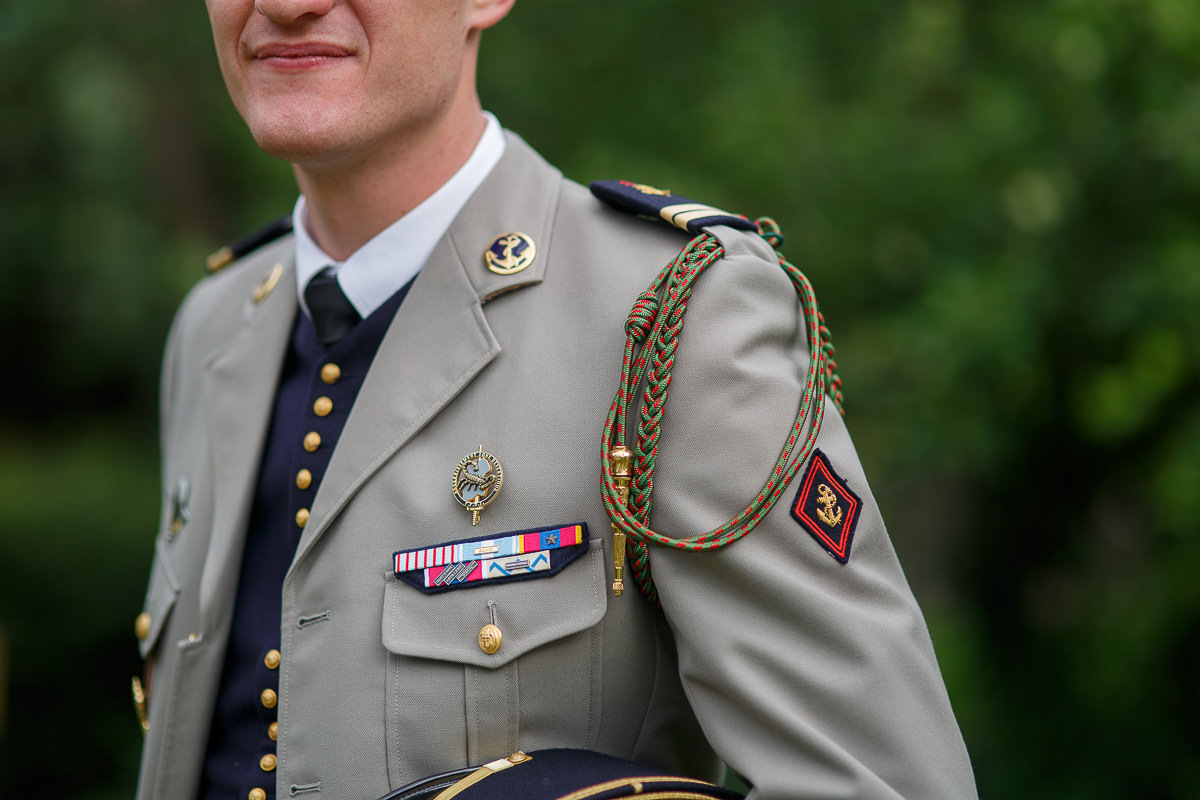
left=135, top=131, right=975, bottom=800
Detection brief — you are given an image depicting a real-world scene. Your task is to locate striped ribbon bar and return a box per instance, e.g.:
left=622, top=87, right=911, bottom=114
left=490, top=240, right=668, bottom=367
left=424, top=549, right=554, bottom=588
left=394, top=524, right=585, bottom=575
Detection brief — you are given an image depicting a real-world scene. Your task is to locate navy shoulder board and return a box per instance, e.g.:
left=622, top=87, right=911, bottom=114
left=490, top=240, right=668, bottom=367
left=590, top=180, right=757, bottom=236
left=205, top=214, right=294, bottom=273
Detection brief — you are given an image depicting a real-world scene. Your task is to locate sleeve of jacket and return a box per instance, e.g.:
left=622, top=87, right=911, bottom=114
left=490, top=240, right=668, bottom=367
left=641, top=225, right=977, bottom=799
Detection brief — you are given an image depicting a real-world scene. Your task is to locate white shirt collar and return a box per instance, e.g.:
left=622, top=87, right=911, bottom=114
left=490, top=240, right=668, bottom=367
left=293, top=112, right=506, bottom=319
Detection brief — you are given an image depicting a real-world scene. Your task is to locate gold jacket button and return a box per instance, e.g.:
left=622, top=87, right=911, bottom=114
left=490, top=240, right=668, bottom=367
left=268, top=721, right=278, bottom=741
left=313, top=396, right=333, bottom=417
left=296, top=469, right=312, bottom=490
left=264, top=649, right=281, bottom=670
left=478, top=623, right=502, bottom=655
left=134, top=612, right=152, bottom=641
left=295, top=508, right=310, bottom=528
left=321, top=363, right=341, bottom=384
left=303, top=432, right=321, bottom=452
left=260, top=753, right=278, bottom=772
left=260, top=688, right=277, bottom=709
left=249, top=789, right=267, bottom=800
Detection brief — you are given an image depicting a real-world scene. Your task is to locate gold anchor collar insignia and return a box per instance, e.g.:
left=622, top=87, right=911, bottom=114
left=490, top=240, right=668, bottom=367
left=484, top=232, right=536, bottom=276
left=452, top=445, right=504, bottom=525
left=789, top=449, right=862, bottom=564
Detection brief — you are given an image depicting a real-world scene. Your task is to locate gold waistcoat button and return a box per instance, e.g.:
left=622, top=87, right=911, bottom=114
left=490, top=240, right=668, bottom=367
left=268, top=721, right=278, bottom=741
left=296, top=468, right=312, bottom=490
left=260, top=688, right=277, bottom=709
left=313, top=396, right=333, bottom=417
left=303, top=432, right=321, bottom=452
left=260, top=753, right=277, bottom=772
left=264, top=649, right=281, bottom=670
left=321, top=363, right=341, bottom=384
left=134, top=612, right=151, bottom=641
left=249, top=789, right=267, bottom=800
left=295, top=508, right=310, bottom=528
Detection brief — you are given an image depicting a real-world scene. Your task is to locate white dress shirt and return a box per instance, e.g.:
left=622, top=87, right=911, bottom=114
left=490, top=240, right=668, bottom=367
left=292, top=112, right=507, bottom=319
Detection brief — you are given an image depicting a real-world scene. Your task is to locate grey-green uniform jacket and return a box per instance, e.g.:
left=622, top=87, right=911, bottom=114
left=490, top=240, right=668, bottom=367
left=134, top=132, right=977, bottom=800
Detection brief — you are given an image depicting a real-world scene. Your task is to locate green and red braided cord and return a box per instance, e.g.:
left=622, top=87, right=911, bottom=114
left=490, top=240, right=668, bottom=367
left=600, top=218, right=844, bottom=603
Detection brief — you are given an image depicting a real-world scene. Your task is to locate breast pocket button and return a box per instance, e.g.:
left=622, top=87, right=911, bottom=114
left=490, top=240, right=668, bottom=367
left=478, top=623, right=502, bottom=655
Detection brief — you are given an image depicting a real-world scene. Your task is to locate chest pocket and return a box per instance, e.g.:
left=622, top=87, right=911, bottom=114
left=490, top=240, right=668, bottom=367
left=380, top=537, right=608, bottom=777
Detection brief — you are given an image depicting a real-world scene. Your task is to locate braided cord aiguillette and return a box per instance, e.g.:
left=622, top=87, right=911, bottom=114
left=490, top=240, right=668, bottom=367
left=601, top=219, right=843, bottom=602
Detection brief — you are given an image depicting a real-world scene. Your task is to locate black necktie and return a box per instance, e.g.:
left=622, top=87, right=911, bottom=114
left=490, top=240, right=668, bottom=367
left=304, top=267, right=361, bottom=346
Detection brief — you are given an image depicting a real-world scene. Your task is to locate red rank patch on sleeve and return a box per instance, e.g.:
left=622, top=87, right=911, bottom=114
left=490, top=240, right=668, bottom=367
left=790, top=449, right=862, bottom=564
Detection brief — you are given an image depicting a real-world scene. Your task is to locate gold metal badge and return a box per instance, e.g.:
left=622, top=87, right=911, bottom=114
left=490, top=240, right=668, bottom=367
left=252, top=263, right=283, bottom=304
left=452, top=445, right=504, bottom=525
left=815, top=484, right=843, bottom=528
left=484, top=233, right=536, bottom=276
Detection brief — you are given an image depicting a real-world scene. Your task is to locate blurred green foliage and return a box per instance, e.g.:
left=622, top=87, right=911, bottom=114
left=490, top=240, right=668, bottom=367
left=2, top=0, right=1198, bottom=797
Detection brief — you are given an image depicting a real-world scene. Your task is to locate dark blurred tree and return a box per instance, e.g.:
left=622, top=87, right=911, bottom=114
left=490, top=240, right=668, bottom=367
left=1, top=0, right=1197, bottom=797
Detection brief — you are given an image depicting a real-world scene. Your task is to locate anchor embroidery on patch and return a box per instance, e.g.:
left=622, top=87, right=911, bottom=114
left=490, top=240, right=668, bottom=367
left=790, top=449, right=862, bottom=564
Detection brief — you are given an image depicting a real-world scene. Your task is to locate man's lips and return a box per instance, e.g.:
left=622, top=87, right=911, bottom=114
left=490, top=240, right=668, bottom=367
left=252, top=42, right=353, bottom=68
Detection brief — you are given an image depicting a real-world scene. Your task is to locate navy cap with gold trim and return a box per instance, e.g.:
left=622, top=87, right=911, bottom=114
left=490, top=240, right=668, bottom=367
left=379, top=749, right=745, bottom=800
left=590, top=180, right=758, bottom=236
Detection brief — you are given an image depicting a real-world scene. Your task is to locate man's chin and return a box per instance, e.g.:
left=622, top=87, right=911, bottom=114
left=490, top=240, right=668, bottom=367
left=249, top=126, right=351, bottom=168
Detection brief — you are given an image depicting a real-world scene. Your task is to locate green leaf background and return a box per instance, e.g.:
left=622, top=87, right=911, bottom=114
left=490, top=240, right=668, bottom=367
left=2, top=1, right=1198, bottom=796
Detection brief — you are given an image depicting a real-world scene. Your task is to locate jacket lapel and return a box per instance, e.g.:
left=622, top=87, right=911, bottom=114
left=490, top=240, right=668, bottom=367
left=199, top=254, right=298, bottom=628
left=292, top=133, right=563, bottom=566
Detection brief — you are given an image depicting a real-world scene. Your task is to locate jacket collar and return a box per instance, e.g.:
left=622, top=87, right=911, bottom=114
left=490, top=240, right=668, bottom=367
left=291, top=131, right=563, bottom=569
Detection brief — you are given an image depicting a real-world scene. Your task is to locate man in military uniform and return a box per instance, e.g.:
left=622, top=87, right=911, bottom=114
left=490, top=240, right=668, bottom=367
left=133, top=1, right=978, bottom=798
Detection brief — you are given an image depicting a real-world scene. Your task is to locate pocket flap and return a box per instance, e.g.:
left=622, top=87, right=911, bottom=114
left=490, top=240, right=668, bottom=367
left=382, top=537, right=607, bottom=668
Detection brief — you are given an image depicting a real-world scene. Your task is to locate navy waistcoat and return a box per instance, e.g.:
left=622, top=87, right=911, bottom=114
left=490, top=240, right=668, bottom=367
left=199, top=281, right=411, bottom=800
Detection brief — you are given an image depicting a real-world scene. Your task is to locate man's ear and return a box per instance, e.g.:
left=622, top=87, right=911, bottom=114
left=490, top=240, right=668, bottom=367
left=467, top=0, right=516, bottom=32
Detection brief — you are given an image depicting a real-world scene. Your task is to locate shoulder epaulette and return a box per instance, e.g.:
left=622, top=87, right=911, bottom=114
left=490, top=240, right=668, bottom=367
left=205, top=214, right=294, bottom=273
left=590, top=180, right=758, bottom=236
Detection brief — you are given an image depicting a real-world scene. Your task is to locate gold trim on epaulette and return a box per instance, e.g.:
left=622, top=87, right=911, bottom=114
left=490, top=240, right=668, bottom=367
left=659, top=203, right=740, bottom=232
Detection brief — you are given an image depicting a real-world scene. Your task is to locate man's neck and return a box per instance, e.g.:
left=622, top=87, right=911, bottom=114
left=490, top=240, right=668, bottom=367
left=293, top=97, right=488, bottom=262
